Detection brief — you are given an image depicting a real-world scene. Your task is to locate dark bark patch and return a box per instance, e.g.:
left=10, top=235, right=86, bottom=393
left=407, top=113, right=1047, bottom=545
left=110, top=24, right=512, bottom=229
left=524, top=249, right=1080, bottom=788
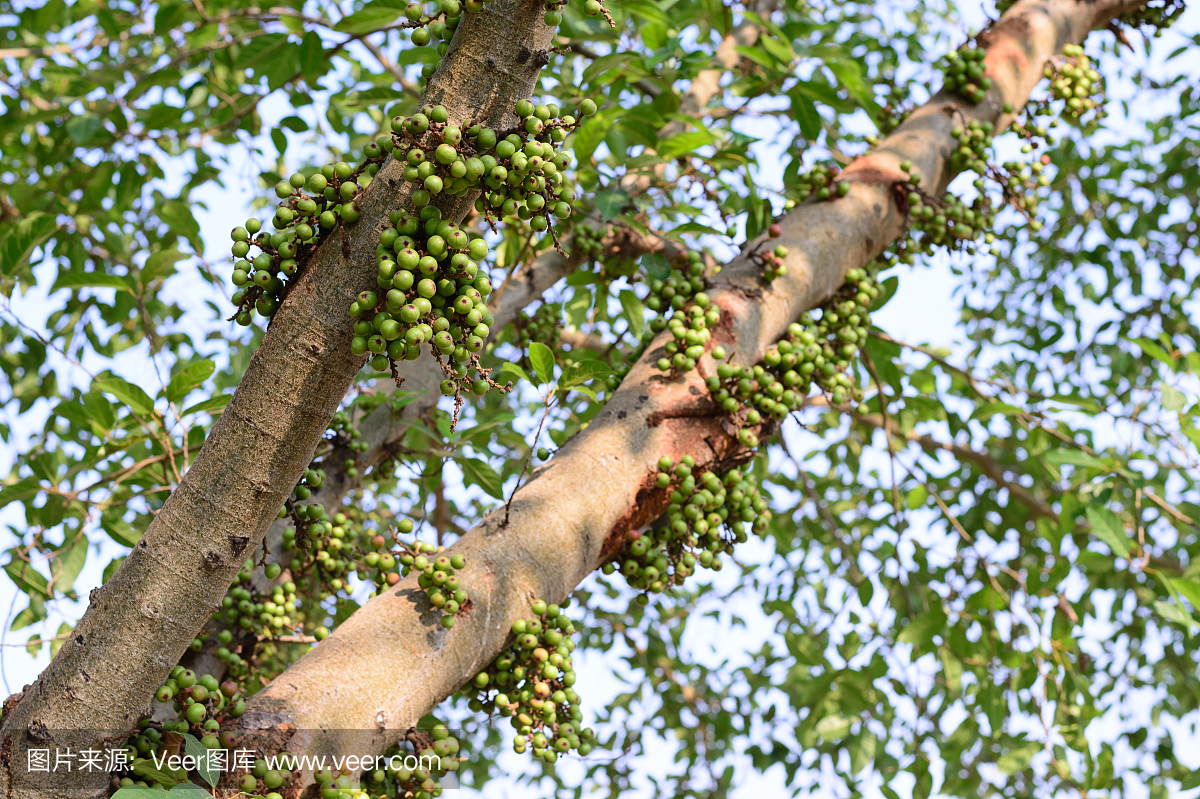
left=645, top=401, right=722, bottom=428
left=602, top=477, right=660, bottom=560
left=229, top=535, right=251, bottom=557
left=26, top=720, right=50, bottom=742
left=516, top=47, right=531, bottom=64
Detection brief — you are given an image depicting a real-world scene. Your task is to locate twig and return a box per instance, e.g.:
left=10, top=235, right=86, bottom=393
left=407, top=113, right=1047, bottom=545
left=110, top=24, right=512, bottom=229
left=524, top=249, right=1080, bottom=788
left=503, top=391, right=555, bottom=526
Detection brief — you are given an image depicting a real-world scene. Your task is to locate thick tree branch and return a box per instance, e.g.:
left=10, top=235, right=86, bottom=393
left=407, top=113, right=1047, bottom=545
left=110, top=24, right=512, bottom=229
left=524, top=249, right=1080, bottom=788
left=220, top=0, right=1147, bottom=787
left=0, top=1, right=557, bottom=795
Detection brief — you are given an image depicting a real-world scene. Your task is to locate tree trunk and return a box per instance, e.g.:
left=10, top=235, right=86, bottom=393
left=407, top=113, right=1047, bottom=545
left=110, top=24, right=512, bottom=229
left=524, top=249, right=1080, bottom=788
left=0, top=1, right=555, bottom=795
left=217, top=0, right=1147, bottom=792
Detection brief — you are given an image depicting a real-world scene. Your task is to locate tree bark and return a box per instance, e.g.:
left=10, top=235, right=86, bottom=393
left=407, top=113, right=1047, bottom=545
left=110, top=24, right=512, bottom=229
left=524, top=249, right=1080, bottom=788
left=0, top=2, right=556, bottom=796
left=219, top=0, right=1148, bottom=789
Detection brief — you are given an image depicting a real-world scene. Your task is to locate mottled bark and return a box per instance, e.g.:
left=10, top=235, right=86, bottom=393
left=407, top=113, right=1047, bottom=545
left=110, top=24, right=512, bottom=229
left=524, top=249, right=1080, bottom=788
left=0, top=1, right=556, bottom=796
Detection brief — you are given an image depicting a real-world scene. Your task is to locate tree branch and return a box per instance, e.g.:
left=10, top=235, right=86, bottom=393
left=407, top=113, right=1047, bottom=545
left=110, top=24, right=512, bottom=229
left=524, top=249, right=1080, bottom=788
left=0, top=0, right=558, bottom=794
left=219, top=0, right=1148, bottom=787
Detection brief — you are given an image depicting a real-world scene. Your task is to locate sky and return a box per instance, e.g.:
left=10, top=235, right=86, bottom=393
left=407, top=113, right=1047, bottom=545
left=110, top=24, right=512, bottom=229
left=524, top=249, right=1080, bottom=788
left=1, top=0, right=1198, bottom=796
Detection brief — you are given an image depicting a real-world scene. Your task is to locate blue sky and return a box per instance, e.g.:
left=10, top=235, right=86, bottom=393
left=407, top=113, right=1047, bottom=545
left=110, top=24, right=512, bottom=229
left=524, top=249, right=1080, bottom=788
left=1, top=1, right=1198, bottom=795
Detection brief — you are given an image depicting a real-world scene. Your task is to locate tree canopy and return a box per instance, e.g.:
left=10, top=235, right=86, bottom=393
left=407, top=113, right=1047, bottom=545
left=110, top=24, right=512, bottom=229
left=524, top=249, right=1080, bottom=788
left=0, top=0, right=1198, bottom=796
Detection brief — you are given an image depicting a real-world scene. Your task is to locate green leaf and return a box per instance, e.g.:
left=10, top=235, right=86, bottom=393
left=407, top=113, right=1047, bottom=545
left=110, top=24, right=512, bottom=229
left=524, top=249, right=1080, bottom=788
left=564, top=288, right=592, bottom=330
left=299, top=30, right=327, bottom=84
left=970, top=401, right=1024, bottom=420
left=940, top=647, right=963, bottom=694
left=1161, top=385, right=1185, bottom=412
left=896, top=604, right=946, bottom=651
left=112, top=787, right=170, bottom=798
left=180, top=733, right=217, bottom=787
left=0, top=213, right=56, bottom=282
left=49, top=537, right=87, bottom=595
left=494, top=362, right=533, bottom=386
left=849, top=731, right=877, bottom=774
left=1167, top=578, right=1200, bottom=610
left=0, top=477, right=44, bottom=511
left=640, top=252, right=671, bottom=281
left=262, top=42, right=302, bottom=91
left=182, top=394, right=233, bottom=416
left=668, top=222, right=724, bottom=236
left=996, top=742, right=1040, bottom=775
left=1136, top=337, right=1177, bottom=368
left=1153, top=600, right=1196, bottom=632
left=572, top=112, right=612, bottom=165
left=103, top=555, right=126, bottom=584
left=641, top=21, right=667, bottom=50
left=619, top=290, right=645, bottom=340
left=656, top=130, right=714, bottom=157
left=905, top=485, right=928, bottom=510
left=592, top=190, right=630, bottom=221
left=4, top=556, right=51, bottom=598
left=1085, top=506, right=1131, bottom=558
left=789, top=90, right=822, bottom=140
left=102, top=516, right=142, bottom=548
left=142, top=249, right=189, bottom=284
left=560, top=360, right=614, bottom=388
left=165, top=360, right=215, bottom=404
left=81, top=392, right=117, bottom=432
left=131, top=757, right=184, bottom=788
left=1042, top=449, right=1107, bottom=470
left=344, top=87, right=410, bottom=107
left=159, top=200, right=201, bottom=249
left=65, top=113, right=104, bottom=144
left=870, top=275, right=898, bottom=310
left=334, top=1, right=406, bottom=34
left=94, top=376, right=157, bottom=418
left=528, top=342, right=555, bottom=386
left=52, top=270, right=133, bottom=294
left=454, top=414, right=516, bottom=443
left=815, top=714, right=852, bottom=741
left=459, top=457, right=505, bottom=500
left=826, top=58, right=881, bottom=117
left=169, top=784, right=214, bottom=797
left=10, top=599, right=45, bottom=632
left=235, top=33, right=290, bottom=70
left=566, top=383, right=597, bottom=400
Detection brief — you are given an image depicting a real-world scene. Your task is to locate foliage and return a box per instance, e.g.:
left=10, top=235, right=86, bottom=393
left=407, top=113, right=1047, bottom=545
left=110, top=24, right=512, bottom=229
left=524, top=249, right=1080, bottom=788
left=1, top=0, right=1198, bottom=797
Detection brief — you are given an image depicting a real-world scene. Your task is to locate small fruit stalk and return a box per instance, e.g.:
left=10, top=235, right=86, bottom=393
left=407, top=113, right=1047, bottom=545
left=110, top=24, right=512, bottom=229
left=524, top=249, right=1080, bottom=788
left=754, top=223, right=791, bottom=283
left=397, top=529, right=470, bottom=629
left=789, top=161, right=851, bottom=204
left=350, top=205, right=510, bottom=427
left=709, top=265, right=881, bottom=439
left=388, top=99, right=596, bottom=246
left=603, top=457, right=770, bottom=604
left=308, top=727, right=463, bottom=799
left=465, top=598, right=597, bottom=765
left=939, top=43, right=993, bottom=105
left=646, top=249, right=720, bottom=375
left=227, top=146, right=388, bottom=326
left=1045, top=44, right=1105, bottom=125
left=112, top=669, right=247, bottom=792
